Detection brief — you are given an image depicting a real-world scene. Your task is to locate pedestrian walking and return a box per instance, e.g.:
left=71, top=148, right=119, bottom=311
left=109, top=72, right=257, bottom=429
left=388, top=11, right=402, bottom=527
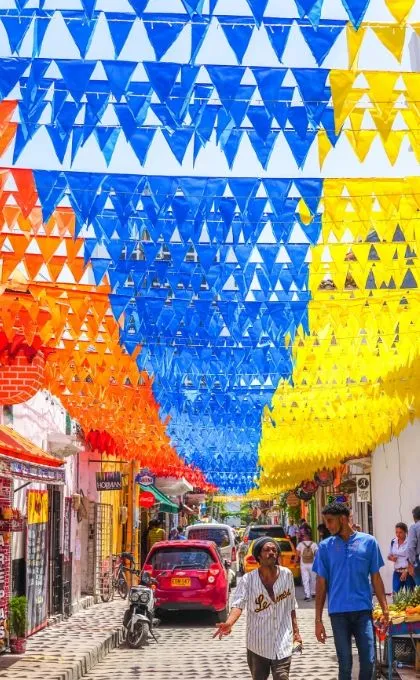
left=407, top=505, right=420, bottom=586
left=147, top=518, right=166, bottom=551
left=388, top=522, right=416, bottom=592
left=317, top=523, right=330, bottom=541
left=313, top=502, right=389, bottom=680
left=286, top=519, right=298, bottom=547
left=296, top=530, right=318, bottom=601
left=214, top=537, right=302, bottom=680
left=297, top=520, right=312, bottom=543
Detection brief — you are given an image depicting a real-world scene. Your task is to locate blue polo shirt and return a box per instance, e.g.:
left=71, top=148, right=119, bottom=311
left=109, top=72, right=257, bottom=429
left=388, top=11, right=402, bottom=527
left=313, top=532, right=384, bottom=614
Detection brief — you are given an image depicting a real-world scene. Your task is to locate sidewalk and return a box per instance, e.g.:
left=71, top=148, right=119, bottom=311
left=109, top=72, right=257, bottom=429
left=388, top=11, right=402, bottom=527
left=0, top=599, right=127, bottom=680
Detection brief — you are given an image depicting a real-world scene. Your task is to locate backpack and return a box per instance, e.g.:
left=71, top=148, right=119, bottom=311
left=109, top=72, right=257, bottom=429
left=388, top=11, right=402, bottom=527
left=301, top=542, right=314, bottom=564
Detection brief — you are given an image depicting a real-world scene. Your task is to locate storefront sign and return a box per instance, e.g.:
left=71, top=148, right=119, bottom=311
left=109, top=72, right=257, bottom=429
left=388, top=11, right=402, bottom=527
left=96, top=472, right=122, bottom=491
left=9, top=460, right=65, bottom=484
left=26, top=490, right=49, bottom=635
left=139, top=491, right=155, bottom=508
left=135, top=469, right=155, bottom=487
left=356, top=475, right=371, bottom=503
left=326, top=493, right=349, bottom=505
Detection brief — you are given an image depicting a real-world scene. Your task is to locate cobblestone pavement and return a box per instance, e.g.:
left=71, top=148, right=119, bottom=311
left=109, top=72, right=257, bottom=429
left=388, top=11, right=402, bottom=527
left=85, top=589, right=345, bottom=680
left=0, top=598, right=127, bottom=679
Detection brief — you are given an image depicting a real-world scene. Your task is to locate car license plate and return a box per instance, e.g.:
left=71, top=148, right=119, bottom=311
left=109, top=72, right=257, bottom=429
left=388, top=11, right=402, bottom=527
left=171, top=577, right=191, bottom=587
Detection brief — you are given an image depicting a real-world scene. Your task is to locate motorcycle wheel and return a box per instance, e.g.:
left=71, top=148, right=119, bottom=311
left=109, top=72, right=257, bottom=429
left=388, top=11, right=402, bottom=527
left=118, top=578, right=129, bottom=599
left=126, top=622, right=148, bottom=649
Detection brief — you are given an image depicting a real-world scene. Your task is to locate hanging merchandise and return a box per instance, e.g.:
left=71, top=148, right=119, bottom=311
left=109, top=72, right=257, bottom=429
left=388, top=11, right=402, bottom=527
left=314, top=470, right=334, bottom=487
left=26, top=491, right=49, bottom=635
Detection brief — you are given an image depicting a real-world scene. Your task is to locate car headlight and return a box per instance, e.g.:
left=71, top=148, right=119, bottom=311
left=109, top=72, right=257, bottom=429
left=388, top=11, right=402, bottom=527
left=139, top=592, right=150, bottom=604
left=130, top=592, right=139, bottom=602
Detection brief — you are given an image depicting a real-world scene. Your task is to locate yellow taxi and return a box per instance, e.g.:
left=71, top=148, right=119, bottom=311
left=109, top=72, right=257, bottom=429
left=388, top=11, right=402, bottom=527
left=243, top=537, right=301, bottom=582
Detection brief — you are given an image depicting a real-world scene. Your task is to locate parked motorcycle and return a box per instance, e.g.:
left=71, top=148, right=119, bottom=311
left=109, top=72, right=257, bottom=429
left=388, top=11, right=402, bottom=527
left=123, top=572, right=159, bottom=649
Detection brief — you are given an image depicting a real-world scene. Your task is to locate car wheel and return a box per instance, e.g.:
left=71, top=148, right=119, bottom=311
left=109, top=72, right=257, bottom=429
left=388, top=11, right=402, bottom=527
left=216, top=606, right=228, bottom=623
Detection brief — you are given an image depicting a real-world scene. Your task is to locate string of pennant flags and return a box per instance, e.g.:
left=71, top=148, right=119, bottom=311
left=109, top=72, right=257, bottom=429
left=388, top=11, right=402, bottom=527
left=0, top=0, right=419, bottom=493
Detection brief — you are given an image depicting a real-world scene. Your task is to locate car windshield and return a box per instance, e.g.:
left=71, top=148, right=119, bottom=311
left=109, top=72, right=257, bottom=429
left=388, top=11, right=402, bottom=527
left=276, top=540, right=293, bottom=552
left=150, top=547, right=214, bottom=571
left=187, top=527, right=231, bottom=548
left=248, top=527, right=286, bottom=541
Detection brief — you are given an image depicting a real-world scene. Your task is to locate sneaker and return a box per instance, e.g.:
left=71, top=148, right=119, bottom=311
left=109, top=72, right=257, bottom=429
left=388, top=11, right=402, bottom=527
left=304, top=597, right=311, bottom=601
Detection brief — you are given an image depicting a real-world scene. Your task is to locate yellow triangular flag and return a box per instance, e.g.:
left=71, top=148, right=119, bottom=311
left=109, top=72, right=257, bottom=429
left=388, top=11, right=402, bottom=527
left=346, top=25, right=367, bottom=69
left=329, top=70, right=359, bottom=132
left=382, top=130, right=406, bottom=165
left=345, top=129, right=377, bottom=162
left=372, top=25, right=406, bottom=62
left=317, top=130, right=333, bottom=169
left=384, top=0, right=415, bottom=23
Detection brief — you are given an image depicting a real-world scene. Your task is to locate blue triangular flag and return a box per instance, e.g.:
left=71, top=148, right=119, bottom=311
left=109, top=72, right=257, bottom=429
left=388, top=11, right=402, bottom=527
left=109, top=294, right=132, bottom=320
left=287, top=107, right=309, bottom=139
left=294, top=179, right=323, bottom=215
left=0, top=58, right=30, bottom=98
left=129, top=128, right=156, bottom=164
left=95, top=127, right=120, bottom=165
left=107, top=15, right=134, bottom=57
left=64, top=15, right=97, bottom=59
left=90, top=258, right=111, bottom=285
left=1, top=14, right=34, bottom=54
left=284, top=129, right=317, bottom=167
left=169, top=242, right=190, bottom=268
left=207, top=65, right=246, bottom=108
left=144, top=61, right=181, bottom=101
left=341, top=0, right=370, bottom=29
left=252, top=67, right=287, bottom=112
left=294, top=0, right=324, bottom=27
left=144, top=18, right=185, bottom=61
left=127, top=0, right=149, bottom=16
left=162, top=128, right=194, bottom=164
left=292, top=68, right=329, bottom=123
left=263, top=179, right=292, bottom=217
left=102, top=60, right=137, bottom=100
left=247, top=106, right=273, bottom=140
left=221, top=129, right=243, bottom=169
left=34, top=170, right=67, bottom=222
left=191, top=17, right=210, bottom=62
left=299, top=20, right=345, bottom=66
left=245, top=0, right=269, bottom=25
left=264, top=19, right=292, bottom=62
left=218, top=18, right=254, bottom=64
left=56, top=60, right=96, bottom=101
left=248, top=131, right=277, bottom=169
left=181, top=0, right=205, bottom=15
left=33, top=14, right=50, bottom=57
left=81, top=0, right=97, bottom=20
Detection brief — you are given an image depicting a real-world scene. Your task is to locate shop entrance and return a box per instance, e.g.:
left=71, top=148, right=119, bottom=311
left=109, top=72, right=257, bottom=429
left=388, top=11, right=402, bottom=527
left=48, top=487, right=62, bottom=617
left=87, top=502, right=113, bottom=600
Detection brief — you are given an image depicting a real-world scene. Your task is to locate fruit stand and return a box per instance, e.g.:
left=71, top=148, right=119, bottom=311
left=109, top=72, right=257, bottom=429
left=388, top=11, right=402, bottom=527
left=373, top=587, right=420, bottom=678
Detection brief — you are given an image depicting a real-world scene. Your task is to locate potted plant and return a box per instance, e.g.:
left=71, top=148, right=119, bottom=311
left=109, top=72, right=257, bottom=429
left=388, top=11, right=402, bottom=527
left=9, top=595, right=27, bottom=654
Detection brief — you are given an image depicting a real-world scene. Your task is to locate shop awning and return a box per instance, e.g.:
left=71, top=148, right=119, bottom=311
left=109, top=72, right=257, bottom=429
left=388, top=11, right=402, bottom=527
left=155, top=476, right=193, bottom=496
left=139, top=483, right=178, bottom=514
left=0, top=425, right=65, bottom=484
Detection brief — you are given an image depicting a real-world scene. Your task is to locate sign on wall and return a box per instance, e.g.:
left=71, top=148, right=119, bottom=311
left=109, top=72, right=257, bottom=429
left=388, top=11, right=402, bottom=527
left=135, top=469, right=155, bottom=487
left=96, top=472, right=122, bottom=491
left=356, top=475, right=371, bottom=503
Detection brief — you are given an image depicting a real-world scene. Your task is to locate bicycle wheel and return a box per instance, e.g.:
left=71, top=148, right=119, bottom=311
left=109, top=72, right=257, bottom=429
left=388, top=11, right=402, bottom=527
left=118, top=577, right=129, bottom=599
left=100, top=573, right=114, bottom=602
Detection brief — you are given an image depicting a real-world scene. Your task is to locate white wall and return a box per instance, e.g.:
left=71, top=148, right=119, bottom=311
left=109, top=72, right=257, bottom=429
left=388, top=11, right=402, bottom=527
left=371, top=420, right=420, bottom=593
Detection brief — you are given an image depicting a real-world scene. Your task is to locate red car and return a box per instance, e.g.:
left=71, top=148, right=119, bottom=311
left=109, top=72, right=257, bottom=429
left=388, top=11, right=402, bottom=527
left=143, top=540, right=229, bottom=621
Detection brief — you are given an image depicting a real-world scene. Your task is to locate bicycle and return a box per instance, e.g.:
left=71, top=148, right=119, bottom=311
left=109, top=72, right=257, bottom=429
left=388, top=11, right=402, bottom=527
left=100, top=552, right=136, bottom=602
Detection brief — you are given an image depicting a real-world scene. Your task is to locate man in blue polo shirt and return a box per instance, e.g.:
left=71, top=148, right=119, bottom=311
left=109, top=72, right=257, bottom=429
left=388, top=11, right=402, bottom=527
left=313, top=502, right=389, bottom=680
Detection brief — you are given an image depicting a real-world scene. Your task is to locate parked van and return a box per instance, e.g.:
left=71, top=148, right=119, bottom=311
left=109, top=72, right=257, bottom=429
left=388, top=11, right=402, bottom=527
left=185, top=523, right=238, bottom=586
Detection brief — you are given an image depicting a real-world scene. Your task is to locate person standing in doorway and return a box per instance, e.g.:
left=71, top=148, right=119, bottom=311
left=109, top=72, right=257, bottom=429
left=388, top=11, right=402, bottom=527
left=296, top=529, right=318, bottom=601
left=388, top=522, right=415, bottom=592
left=407, top=505, right=420, bottom=586
left=147, top=518, right=166, bottom=551
left=313, top=502, right=388, bottom=680
left=214, top=537, right=302, bottom=680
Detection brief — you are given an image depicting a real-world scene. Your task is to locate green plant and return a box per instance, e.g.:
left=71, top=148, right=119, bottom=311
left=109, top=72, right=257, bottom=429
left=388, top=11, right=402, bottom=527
left=9, top=596, right=27, bottom=638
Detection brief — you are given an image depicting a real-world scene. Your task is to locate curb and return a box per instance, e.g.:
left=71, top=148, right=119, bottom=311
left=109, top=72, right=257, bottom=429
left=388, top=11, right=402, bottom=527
left=0, top=601, right=127, bottom=680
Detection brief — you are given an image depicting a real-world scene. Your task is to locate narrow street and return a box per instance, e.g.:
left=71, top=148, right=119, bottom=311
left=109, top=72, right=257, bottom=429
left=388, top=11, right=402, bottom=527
left=85, top=589, right=344, bottom=680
